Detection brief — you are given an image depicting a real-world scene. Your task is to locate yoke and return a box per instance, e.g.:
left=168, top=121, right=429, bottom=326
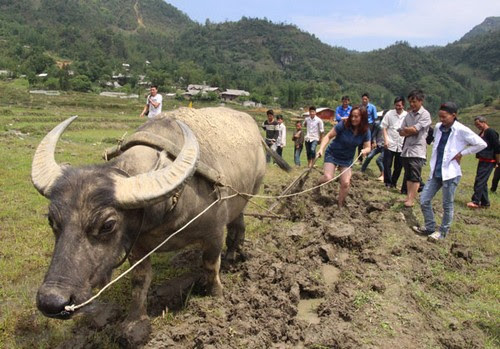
left=103, top=131, right=225, bottom=185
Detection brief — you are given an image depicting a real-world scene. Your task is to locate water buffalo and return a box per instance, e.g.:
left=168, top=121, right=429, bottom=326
left=32, top=107, right=270, bottom=344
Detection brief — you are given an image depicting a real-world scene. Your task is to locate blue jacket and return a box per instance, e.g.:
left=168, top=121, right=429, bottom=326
left=335, top=105, right=352, bottom=122
left=365, top=103, right=377, bottom=124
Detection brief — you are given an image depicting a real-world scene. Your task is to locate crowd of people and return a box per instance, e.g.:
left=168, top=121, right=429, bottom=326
left=137, top=85, right=498, bottom=242
left=263, top=89, right=499, bottom=241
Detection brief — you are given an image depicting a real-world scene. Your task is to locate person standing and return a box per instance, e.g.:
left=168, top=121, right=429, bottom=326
left=398, top=89, right=431, bottom=207
left=358, top=93, right=377, bottom=162
left=276, top=115, right=287, bottom=158
left=361, top=111, right=385, bottom=180
left=492, top=166, right=500, bottom=193
left=303, top=106, right=324, bottom=168
left=467, top=116, right=500, bottom=208
left=292, top=120, right=305, bottom=166
left=335, top=95, right=352, bottom=123
left=316, top=106, right=371, bottom=207
left=140, top=85, right=163, bottom=119
left=382, top=96, right=407, bottom=188
left=262, top=110, right=279, bottom=163
left=361, top=93, right=378, bottom=130
left=413, top=102, right=486, bottom=240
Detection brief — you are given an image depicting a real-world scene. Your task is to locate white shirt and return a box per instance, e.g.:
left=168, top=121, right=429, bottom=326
left=276, top=123, right=286, bottom=147
left=429, top=121, right=486, bottom=181
left=147, top=93, right=163, bottom=118
left=381, top=109, right=407, bottom=152
left=303, top=116, right=324, bottom=142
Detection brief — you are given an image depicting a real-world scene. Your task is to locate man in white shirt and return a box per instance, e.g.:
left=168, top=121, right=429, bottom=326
left=382, top=96, right=407, bottom=188
left=303, top=106, right=324, bottom=168
left=276, top=115, right=287, bottom=157
left=413, top=102, right=486, bottom=241
left=140, top=85, right=163, bottom=119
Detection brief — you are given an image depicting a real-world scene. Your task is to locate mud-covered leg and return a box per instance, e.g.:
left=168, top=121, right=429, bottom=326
left=119, top=251, right=152, bottom=347
left=225, top=212, right=246, bottom=261
left=202, top=229, right=224, bottom=297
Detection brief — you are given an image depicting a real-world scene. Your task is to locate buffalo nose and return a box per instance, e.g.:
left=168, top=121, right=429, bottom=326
left=37, top=284, right=74, bottom=319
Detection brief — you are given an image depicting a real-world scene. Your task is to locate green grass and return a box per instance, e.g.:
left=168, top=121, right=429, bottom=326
left=0, top=79, right=498, bottom=347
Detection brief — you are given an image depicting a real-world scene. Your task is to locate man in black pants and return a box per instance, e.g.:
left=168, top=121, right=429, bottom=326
left=467, top=116, right=500, bottom=208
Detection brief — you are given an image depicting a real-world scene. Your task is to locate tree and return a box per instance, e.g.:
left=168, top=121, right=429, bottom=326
left=70, top=75, right=91, bottom=92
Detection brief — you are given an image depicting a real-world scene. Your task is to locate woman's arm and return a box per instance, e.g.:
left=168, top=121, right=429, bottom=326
left=316, top=128, right=337, bottom=158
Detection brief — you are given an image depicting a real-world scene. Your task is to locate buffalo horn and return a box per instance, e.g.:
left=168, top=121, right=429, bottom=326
left=113, top=120, right=199, bottom=208
left=31, top=115, right=78, bottom=197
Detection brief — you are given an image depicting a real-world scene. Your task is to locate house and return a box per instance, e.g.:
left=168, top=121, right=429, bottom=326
left=221, top=89, right=250, bottom=101
left=301, top=107, right=335, bottom=121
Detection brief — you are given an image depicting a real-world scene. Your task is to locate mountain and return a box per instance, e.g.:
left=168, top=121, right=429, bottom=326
left=429, top=17, right=500, bottom=81
left=460, top=16, right=500, bottom=42
left=0, top=1, right=497, bottom=111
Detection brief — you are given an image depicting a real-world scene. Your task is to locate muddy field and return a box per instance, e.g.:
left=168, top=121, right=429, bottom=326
left=51, top=169, right=495, bottom=349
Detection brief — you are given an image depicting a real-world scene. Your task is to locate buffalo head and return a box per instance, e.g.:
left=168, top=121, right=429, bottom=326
left=32, top=116, right=199, bottom=319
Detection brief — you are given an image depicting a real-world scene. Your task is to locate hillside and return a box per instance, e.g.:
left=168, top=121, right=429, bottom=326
left=429, top=17, right=500, bottom=81
left=0, top=1, right=498, bottom=112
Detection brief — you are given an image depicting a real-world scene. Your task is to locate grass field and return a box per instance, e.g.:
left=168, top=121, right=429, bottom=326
left=0, top=78, right=499, bottom=348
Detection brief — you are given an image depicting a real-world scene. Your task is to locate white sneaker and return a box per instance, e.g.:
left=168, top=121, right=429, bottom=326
left=427, top=231, right=443, bottom=241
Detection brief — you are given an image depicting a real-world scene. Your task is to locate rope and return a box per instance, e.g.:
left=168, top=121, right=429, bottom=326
left=63, top=152, right=363, bottom=313
left=227, top=153, right=363, bottom=200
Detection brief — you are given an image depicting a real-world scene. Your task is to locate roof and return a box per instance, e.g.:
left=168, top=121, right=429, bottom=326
left=222, top=89, right=250, bottom=96
left=301, top=107, right=334, bottom=117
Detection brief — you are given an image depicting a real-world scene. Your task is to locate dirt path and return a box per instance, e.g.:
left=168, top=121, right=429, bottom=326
left=134, top=0, right=145, bottom=30
left=60, top=172, right=489, bottom=348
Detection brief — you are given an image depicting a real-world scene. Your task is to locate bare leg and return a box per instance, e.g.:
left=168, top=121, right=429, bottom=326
left=338, top=167, right=352, bottom=207
left=202, top=229, right=224, bottom=297
left=225, top=212, right=245, bottom=261
left=405, top=181, right=420, bottom=206
left=318, top=162, right=337, bottom=184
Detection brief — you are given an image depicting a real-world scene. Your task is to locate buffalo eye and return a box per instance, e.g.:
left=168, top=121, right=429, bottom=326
left=100, top=219, right=116, bottom=235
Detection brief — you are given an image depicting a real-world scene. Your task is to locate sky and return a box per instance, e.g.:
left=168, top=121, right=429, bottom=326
left=165, top=0, right=500, bottom=51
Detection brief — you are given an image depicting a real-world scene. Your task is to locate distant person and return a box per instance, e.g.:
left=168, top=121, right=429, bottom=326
left=491, top=166, right=500, bottom=193
left=335, top=95, right=352, bottom=122
left=303, top=106, right=324, bottom=168
left=467, top=116, right=499, bottom=208
left=140, top=85, right=162, bottom=119
left=292, top=120, right=305, bottom=166
left=398, top=89, right=431, bottom=207
left=413, top=102, right=486, bottom=240
left=361, top=93, right=378, bottom=130
left=382, top=96, right=407, bottom=188
left=358, top=93, right=378, bottom=162
left=316, top=106, right=371, bottom=207
left=361, top=110, right=385, bottom=180
left=262, top=109, right=279, bottom=163
left=276, top=115, right=287, bottom=158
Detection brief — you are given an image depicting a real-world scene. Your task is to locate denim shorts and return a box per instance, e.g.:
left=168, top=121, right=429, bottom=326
left=324, top=147, right=351, bottom=167
left=305, top=140, right=318, bottom=160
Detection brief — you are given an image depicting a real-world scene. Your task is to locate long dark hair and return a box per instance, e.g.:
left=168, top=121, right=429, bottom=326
left=344, top=106, right=369, bottom=135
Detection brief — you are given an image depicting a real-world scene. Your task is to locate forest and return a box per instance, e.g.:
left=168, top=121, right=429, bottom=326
left=0, top=0, right=498, bottom=112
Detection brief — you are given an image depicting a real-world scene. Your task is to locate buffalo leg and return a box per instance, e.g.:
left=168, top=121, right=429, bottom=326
left=119, top=251, right=152, bottom=346
left=225, top=212, right=245, bottom=261
left=202, top=230, right=224, bottom=297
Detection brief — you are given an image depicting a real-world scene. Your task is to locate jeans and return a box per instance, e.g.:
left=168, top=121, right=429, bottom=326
left=265, top=140, right=277, bottom=163
left=420, top=175, right=461, bottom=236
left=277, top=146, right=284, bottom=158
left=383, top=150, right=403, bottom=186
left=294, top=146, right=303, bottom=166
left=471, top=161, right=495, bottom=206
left=360, top=146, right=384, bottom=173
left=305, top=140, right=318, bottom=160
